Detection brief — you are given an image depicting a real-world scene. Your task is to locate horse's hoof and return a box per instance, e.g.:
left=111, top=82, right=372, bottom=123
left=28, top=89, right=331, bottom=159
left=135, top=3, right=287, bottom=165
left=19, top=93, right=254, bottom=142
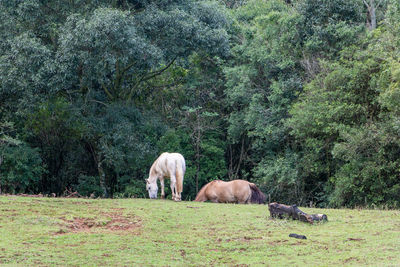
left=174, top=198, right=181, bottom=202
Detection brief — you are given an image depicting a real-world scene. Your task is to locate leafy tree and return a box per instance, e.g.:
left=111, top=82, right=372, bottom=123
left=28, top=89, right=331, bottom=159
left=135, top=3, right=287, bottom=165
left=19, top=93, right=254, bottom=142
left=288, top=52, right=381, bottom=204
left=288, top=0, right=400, bottom=207
left=224, top=0, right=369, bottom=205
left=327, top=0, right=400, bottom=207
left=81, top=103, right=165, bottom=197
left=0, top=0, right=230, bottom=198
left=0, top=33, right=53, bottom=117
left=181, top=53, right=228, bottom=193
left=225, top=0, right=301, bottom=176
left=224, top=0, right=305, bottom=203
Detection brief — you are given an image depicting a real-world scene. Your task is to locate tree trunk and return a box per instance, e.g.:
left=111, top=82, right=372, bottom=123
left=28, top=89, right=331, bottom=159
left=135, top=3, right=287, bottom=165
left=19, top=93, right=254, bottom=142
left=195, top=112, right=201, bottom=193
left=88, top=143, right=108, bottom=198
left=97, top=159, right=108, bottom=198
left=228, top=137, right=247, bottom=180
left=193, top=109, right=203, bottom=194
left=268, top=202, right=328, bottom=224
left=370, top=4, right=377, bottom=30
left=364, top=0, right=382, bottom=30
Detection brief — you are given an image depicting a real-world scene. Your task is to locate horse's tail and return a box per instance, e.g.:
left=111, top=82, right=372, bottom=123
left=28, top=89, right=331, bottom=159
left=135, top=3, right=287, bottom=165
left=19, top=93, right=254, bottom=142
left=194, top=182, right=210, bottom=202
left=249, top=183, right=266, bottom=204
left=175, top=158, right=185, bottom=194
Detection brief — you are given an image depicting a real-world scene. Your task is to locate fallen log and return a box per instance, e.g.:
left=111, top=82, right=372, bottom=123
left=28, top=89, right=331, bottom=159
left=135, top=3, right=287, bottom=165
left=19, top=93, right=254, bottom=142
left=268, top=202, right=328, bottom=224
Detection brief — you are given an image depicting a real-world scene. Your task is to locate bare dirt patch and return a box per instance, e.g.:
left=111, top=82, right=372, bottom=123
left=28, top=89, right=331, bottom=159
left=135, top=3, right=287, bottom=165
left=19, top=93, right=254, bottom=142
left=56, top=211, right=141, bottom=235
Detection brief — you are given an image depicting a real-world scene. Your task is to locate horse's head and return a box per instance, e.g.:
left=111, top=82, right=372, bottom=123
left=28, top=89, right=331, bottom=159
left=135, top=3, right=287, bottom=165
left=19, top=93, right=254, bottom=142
left=146, top=179, right=158, bottom=199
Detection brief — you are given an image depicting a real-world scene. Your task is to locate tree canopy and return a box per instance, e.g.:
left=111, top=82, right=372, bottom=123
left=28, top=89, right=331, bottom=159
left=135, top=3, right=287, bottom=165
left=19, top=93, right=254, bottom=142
left=1, top=0, right=400, bottom=207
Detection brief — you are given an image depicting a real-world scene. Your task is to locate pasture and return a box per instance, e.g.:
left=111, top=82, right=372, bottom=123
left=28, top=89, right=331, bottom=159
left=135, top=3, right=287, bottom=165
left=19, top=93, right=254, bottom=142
left=0, top=196, right=399, bottom=266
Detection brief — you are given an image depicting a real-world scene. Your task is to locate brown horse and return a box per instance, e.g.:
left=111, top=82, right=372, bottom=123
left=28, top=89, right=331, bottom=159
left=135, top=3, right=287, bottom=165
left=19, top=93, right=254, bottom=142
left=194, top=180, right=266, bottom=204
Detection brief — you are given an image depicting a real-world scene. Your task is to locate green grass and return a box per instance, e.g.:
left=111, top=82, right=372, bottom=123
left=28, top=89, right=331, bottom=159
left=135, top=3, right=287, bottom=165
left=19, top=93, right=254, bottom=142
left=0, top=196, right=399, bottom=266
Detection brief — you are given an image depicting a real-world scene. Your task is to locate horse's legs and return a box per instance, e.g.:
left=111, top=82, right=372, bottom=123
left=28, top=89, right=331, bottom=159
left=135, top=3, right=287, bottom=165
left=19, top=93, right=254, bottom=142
left=160, top=178, right=165, bottom=199
left=175, top=178, right=181, bottom=202
left=170, top=175, right=178, bottom=201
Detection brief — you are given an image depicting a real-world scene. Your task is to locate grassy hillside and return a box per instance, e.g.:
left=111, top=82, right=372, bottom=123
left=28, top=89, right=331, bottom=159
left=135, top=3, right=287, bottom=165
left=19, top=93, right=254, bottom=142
left=0, top=196, right=399, bottom=266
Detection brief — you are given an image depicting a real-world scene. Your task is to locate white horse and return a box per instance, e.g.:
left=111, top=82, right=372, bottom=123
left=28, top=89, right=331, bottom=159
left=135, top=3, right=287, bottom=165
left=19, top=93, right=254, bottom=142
left=146, top=152, right=186, bottom=201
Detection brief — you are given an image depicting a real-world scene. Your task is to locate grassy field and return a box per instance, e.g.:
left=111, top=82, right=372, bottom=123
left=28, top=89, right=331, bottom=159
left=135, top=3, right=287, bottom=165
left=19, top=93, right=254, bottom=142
left=0, top=196, right=399, bottom=266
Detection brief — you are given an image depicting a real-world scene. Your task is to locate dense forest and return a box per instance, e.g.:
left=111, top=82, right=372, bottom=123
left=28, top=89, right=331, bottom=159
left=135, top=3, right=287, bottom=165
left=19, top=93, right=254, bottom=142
left=1, top=0, right=399, bottom=207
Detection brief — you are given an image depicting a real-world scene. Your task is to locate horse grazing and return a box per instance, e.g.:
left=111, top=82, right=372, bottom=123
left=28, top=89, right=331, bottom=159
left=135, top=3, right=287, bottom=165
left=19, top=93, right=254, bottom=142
left=146, top=152, right=186, bottom=201
left=194, top=180, right=266, bottom=204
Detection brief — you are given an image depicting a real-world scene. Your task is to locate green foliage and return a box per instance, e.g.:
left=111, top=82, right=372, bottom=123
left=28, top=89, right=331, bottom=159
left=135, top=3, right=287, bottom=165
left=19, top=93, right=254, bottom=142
left=330, top=124, right=400, bottom=207
left=81, top=103, right=166, bottom=197
left=135, top=1, right=230, bottom=58
left=76, top=175, right=104, bottom=197
left=223, top=0, right=310, bottom=201
left=0, top=121, right=22, bottom=146
left=224, top=0, right=303, bottom=173
left=1, top=0, right=400, bottom=207
left=288, top=0, right=400, bottom=207
left=0, top=144, right=45, bottom=194
left=223, top=0, right=395, bottom=207
left=24, top=98, right=85, bottom=194
left=0, top=0, right=230, bottom=199
left=119, top=178, right=148, bottom=198
left=56, top=7, right=162, bottom=101
left=297, top=0, right=364, bottom=56
left=0, top=33, right=53, bottom=116
left=254, top=150, right=302, bottom=204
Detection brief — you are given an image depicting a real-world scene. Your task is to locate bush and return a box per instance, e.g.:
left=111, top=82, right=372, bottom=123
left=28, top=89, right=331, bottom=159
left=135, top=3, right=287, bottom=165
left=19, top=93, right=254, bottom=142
left=76, top=175, right=104, bottom=197
left=119, top=178, right=148, bottom=199
left=0, top=144, right=45, bottom=194
left=254, top=151, right=303, bottom=205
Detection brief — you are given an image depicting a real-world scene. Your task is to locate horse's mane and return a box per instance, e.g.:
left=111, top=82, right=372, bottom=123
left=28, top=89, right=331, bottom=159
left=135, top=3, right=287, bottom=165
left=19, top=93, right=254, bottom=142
left=147, top=156, right=160, bottom=183
left=249, top=183, right=266, bottom=204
